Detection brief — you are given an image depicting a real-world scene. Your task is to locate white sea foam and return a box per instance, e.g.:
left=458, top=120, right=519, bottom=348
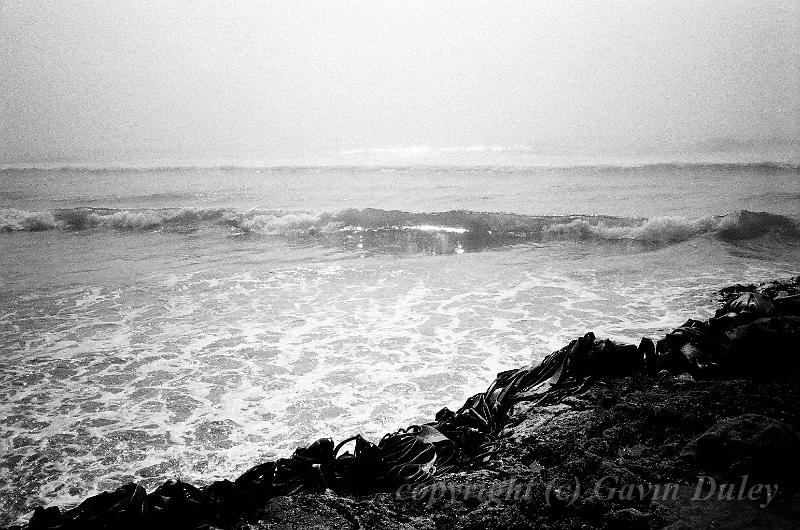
left=3, top=239, right=798, bottom=524
left=1, top=162, right=798, bottom=525
left=545, top=215, right=722, bottom=242
left=235, top=211, right=339, bottom=234
left=0, top=208, right=58, bottom=231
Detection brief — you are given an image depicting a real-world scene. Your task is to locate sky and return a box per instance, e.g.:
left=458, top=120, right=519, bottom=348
left=1, top=1, right=799, bottom=165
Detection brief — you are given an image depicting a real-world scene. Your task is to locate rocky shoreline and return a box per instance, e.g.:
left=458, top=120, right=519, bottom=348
left=7, top=277, right=800, bottom=530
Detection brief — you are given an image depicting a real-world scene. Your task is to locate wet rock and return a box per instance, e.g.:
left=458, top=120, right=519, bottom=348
left=723, top=316, right=800, bottom=380
left=655, top=320, right=727, bottom=377
left=649, top=404, right=682, bottom=426
left=27, top=506, right=61, bottom=529
left=142, top=480, right=203, bottom=528
left=587, top=339, right=642, bottom=378
left=639, top=337, right=657, bottom=375
left=667, top=373, right=696, bottom=390
left=39, top=482, right=148, bottom=529
left=242, top=495, right=353, bottom=529
left=720, top=292, right=776, bottom=317
left=451, top=503, right=534, bottom=530
left=235, top=461, right=277, bottom=498
left=773, top=293, right=800, bottom=316
left=690, top=414, right=800, bottom=480
left=203, top=479, right=245, bottom=525
left=606, top=507, right=653, bottom=530
left=560, top=395, right=590, bottom=410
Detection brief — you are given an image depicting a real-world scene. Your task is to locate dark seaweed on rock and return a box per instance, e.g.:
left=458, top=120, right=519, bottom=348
left=8, top=277, right=800, bottom=530
left=653, top=276, right=800, bottom=380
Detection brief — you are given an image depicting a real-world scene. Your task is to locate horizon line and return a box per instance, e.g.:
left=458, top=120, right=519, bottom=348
left=2, top=158, right=799, bottom=172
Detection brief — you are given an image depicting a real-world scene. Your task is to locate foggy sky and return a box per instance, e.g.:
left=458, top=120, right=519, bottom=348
left=1, top=1, right=799, bottom=164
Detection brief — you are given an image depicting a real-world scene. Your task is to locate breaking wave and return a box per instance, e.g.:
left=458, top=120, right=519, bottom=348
left=1, top=207, right=798, bottom=252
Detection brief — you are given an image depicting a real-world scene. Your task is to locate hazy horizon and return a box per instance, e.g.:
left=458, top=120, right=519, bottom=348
left=2, top=1, right=799, bottom=165
left=3, top=4, right=800, bottom=526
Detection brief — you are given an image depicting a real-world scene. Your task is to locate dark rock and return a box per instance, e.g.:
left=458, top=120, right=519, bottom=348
left=650, top=405, right=682, bottom=426
left=27, top=506, right=61, bottom=529
left=723, top=316, right=800, bottom=380
left=454, top=504, right=534, bottom=530
left=606, top=507, right=653, bottom=530
left=243, top=495, right=354, bottom=530
left=720, top=292, right=776, bottom=317
left=773, top=293, right=800, bottom=316
left=690, top=414, right=800, bottom=480
left=60, top=482, right=145, bottom=529
left=235, top=460, right=276, bottom=496
left=597, top=393, right=618, bottom=408
left=655, top=320, right=727, bottom=377
left=141, top=480, right=203, bottom=528
left=272, top=457, right=327, bottom=496
left=587, top=339, right=643, bottom=377
left=202, top=479, right=244, bottom=525
left=639, top=337, right=657, bottom=375
left=435, top=407, right=456, bottom=423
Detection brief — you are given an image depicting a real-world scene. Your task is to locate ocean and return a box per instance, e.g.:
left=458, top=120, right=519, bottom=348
left=1, top=162, right=799, bottom=524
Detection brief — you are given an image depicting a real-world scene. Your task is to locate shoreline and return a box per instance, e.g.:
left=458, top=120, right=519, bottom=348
left=6, top=276, right=800, bottom=529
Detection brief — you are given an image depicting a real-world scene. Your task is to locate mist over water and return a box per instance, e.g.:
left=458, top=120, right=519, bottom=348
left=3, top=2, right=799, bottom=166
left=0, top=163, right=798, bottom=524
left=2, top=0, right=799, bottom=525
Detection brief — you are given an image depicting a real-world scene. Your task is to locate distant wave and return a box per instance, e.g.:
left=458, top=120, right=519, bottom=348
left=336, top=145, right=531, bottom=155
left=1, top=161, right=798, bottom=172
left=2, top=207, right=798, bottom=253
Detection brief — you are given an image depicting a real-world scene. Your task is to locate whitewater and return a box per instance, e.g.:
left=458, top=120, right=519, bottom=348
left=1, top=163, right=799, bottom=525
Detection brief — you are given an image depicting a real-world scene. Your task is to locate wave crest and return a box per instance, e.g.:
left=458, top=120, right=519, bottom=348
left=558, top=216, right=722, bottom=242
left=232, top=211, right=340, bottom=234
left=2, top=207, right=797, bottom=252
left=717, top=210, right=799, bottom=240
left=0, top=209, right=58, bottom=231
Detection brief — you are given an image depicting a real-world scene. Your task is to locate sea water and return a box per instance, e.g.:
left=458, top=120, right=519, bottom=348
left=1, top=163, right=799, bottom=524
